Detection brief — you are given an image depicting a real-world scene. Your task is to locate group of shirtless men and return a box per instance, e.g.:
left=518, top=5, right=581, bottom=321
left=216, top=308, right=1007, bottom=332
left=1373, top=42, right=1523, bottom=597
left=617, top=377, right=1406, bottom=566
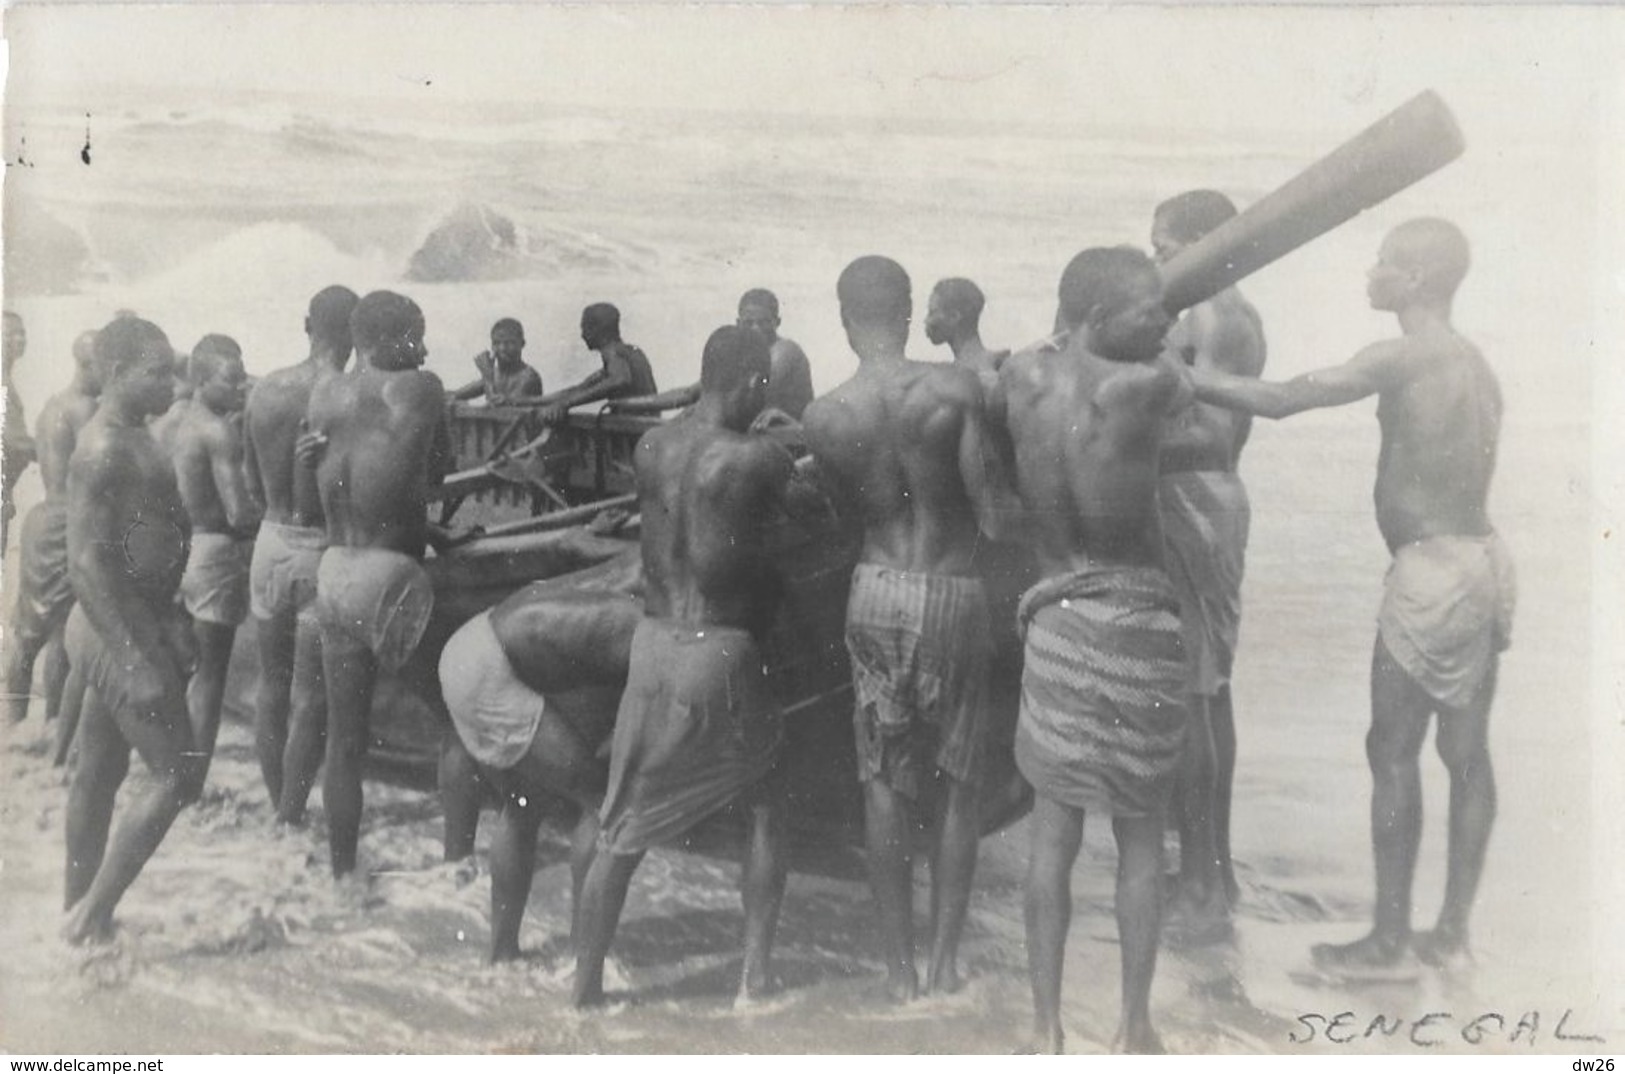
left=0, top=191, right=1513, bottom=1053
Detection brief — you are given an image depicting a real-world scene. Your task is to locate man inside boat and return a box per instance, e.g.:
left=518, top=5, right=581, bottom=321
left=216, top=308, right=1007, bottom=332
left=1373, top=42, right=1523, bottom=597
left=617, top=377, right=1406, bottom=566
left=1001, top=247, right=1191, bottom=1053
left=303, top=290, right=457, bottom=879
left=242, top=284, right=357, bottom=823
left=801, top=255, right=1007, bottom=1002
left=574, top=325, right=809, bottom=1008
left=167, top=334, right=260, bottom=788
left=450, top=317, right=544, bottom=406
left=527, top=303, right=657, bottom=426
left=607, top=288, right=813, bottom=426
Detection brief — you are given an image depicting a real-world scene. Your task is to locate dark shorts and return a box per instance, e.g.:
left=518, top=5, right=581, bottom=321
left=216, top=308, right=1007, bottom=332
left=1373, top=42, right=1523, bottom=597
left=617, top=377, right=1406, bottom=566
left=845, top=564, right=992, bottom=800
left=598, top=618, right=782, bottom=855
left=9, top=501, right=74, bottom=652
left=63, top=601, right=192, bottom=727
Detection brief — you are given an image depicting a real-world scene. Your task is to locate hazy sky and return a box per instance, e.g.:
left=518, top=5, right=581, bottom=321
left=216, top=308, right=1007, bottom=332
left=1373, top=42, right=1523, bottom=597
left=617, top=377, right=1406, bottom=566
left=4, top=4, right=1621, bottom=146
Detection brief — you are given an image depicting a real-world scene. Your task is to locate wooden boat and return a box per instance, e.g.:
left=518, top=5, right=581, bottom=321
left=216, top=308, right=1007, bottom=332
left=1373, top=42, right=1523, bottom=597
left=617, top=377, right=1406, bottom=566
left=365, top=401, right=1033, bottom=868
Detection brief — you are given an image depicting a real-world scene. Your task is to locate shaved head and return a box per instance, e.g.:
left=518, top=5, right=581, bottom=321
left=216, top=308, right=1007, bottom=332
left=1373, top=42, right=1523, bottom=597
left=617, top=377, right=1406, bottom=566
left=700, top=324, right=770, bottom=393
left=1058, top=246, right=1159, bottom=330
left=1384, top=217, right=1471, bottom=300
left=308, top=285, right=359, bottom=345
left=837, top=255, right=911, bottom=328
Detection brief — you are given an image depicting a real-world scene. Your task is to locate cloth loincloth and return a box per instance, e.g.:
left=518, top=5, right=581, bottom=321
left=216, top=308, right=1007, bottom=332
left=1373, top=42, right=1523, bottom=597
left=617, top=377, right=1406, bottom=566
left=844, top=563, right=992, bottom=799
left=64, top=601, right=193, bottom=725
left=1377, top=532, right=1516, bottom=710
left=598, top=618, right=782, bottom=855
left=1013, top=565, right=1189, bottom=818
left=314, top=546, right=434, bottom=673
left=249, top=521, right=326, bottom=623
left=9, top=501, right=75, bottom=651
left=1158, top=470, right=1250, bottom=695
left=440, top=611, right=545, bottom=770
left=180, top=531, right=253, bottom=625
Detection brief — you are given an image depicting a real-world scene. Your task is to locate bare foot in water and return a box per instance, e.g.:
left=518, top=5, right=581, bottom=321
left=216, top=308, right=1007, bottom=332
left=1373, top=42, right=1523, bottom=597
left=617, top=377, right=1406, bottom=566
left=733, top=971, right=783, bottom=1010
left=1113, top=1022, right=1165, bottom=1054
left=1019, top=1025, right=1064, bottom=1054
left=62, top=899, right=115, bottom=946
left=924, top=964, right=963, bottom=997
left=1311, top=933, right=1420, bottom=981
left=882, top=966, right=919, bottom=1004
left=1163, top=886, right=1233, bottom=948
left=1411, top=928, right=1473, bottom=971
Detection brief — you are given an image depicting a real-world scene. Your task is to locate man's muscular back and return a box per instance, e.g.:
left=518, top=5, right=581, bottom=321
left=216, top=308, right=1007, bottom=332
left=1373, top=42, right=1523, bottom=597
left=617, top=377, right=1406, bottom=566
left=803, top=361, right=985, bottom=575
left=636, top=415, right=792, bottom=634
left=173, top=409, right=250, bottom=535
left=1373, top=332, right=1500, bottom=551
left=310, top=368, right=447, bottom=554
left=1003, top=340, right=1188, bottom=572
left=246, top=365, right=328, bottom=526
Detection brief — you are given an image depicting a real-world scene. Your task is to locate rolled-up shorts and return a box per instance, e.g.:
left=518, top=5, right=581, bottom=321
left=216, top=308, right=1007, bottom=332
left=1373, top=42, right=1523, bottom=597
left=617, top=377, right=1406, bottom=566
left=440, top=611, right=545, bottom=771
left=314, top=547, right=434, bottom=673
left=180, top=531, right=253, bottom=626
left=9, top=500, right=74, bottom=652
left=249, top=521, right=326, bottom=624
left=64, top=600, right=193, bottom=726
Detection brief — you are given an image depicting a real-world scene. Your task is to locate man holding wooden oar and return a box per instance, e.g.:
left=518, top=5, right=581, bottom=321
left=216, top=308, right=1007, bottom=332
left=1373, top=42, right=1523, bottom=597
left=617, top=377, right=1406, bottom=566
left=1192, top=217, right=1512, bottom=977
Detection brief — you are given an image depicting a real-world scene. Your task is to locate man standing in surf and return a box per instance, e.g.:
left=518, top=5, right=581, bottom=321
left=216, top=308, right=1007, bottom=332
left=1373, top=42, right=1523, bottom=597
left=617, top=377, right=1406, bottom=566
left=1191, top=217, right=1512, bottom=976
left=573, top=325, right=799, bottom=1008
left=802, top=255, right=1004, bottom=1001
left=60, top=316, right=199, bottom=943
left=1150, top=191, right=1268, bottom=944
left=243, top=285, right=357, bottom=823
left=1001, top=247, right=1191, bottom=1053
left=304, top=290, right=455, bottom=880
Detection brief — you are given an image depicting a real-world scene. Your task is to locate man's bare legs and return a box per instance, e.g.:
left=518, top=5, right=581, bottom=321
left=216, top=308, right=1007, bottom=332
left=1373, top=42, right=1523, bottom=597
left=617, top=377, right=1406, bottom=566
left=1112, top=814, right=1166, bottom=1054
left=1023, top=794, right=1082, bottom=1054
left=573, top=846, right=646, bottom=1007
left=1416, top=660, right=1497, bottom=966
left=51, top=665, right=87, bottom=768
left=439, top=734, right=483, bottom=862
left=1314, top=638, right=1431, bottom=971
left=253, top=608, right=297, bottom=806
left=1170, top=691, right=1229, bottom=942
left=187, top=620, right=237, bottom=785
left=738, top=786, right=788, bottom=1005
left=1210, top=685, right=1240, bottom=905
left=276, top=620, right=325, bottom=825
left=41, top=624, right=69, bottom=722
left=926, top=773, right=978, bottom=995
left=863, top=779, right=918, bottom=1002
left=64, top=684, right=202, bottom=944
left=488, top=709, right=607, bottom=962
left=321, top=631, right=377, bottom=878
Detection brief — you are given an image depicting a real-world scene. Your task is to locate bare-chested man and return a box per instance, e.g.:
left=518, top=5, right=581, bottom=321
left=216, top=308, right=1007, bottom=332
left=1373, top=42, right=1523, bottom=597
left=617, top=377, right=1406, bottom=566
left=608, top=288, right=812, bottom=430
left=736, top=288, right=813, bottom=420
left=3, top=311, right=37, bottom=550
left=533, top=303, right=658, bottom=426
left=306, top=290, right=453, bottom=879
left=450, top=318, right=544, bottom=406
left=1002, top=247, right=1189, bottom=1053
left=573, top=325, right=799, bottom=1008
left=1150, top=191, right=1268, bottom=943
left=802, top=255, right=1003, bottom=1001
left=1191, top=218, right=1512, bottom=977
left=169, top=335, right=259, bottom=779
left=61, top=316, right=198, bottom=944
left=924, top=277, right=1010, bottom=385
left=243, top=285, right=358, bottom=820
left=4, top=331, right=101, bottom=729
left=440, top=551, right=641, bottom=961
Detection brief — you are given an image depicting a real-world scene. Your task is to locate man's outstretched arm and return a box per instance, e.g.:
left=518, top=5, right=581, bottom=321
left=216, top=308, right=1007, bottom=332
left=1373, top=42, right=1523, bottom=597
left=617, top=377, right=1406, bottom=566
left=1193, top=339, right=1417, bottom=420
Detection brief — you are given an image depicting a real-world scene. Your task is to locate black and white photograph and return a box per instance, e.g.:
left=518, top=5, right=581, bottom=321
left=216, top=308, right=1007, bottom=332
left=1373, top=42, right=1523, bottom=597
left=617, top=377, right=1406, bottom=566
left=1, top=2, right=1620, bottom=1056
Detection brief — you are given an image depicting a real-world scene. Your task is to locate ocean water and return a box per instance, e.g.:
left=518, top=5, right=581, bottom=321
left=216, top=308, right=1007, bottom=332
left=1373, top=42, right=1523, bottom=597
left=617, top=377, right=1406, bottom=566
left=0, top=88, right=1608, bottom=1051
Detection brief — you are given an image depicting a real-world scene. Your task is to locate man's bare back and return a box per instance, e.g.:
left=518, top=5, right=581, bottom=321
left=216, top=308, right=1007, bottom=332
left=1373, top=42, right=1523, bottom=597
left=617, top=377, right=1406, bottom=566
left=1159, top=289, right=1267, bottom=474
left=804, top=360, right=988, bottom=575
left=310, top=367, right=448, bottom=553
left=1002, top=337, right=1187, bottom=572
left=171, top=353, right=252, bottom=537
left=34, top=334, right=102, bottom=499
